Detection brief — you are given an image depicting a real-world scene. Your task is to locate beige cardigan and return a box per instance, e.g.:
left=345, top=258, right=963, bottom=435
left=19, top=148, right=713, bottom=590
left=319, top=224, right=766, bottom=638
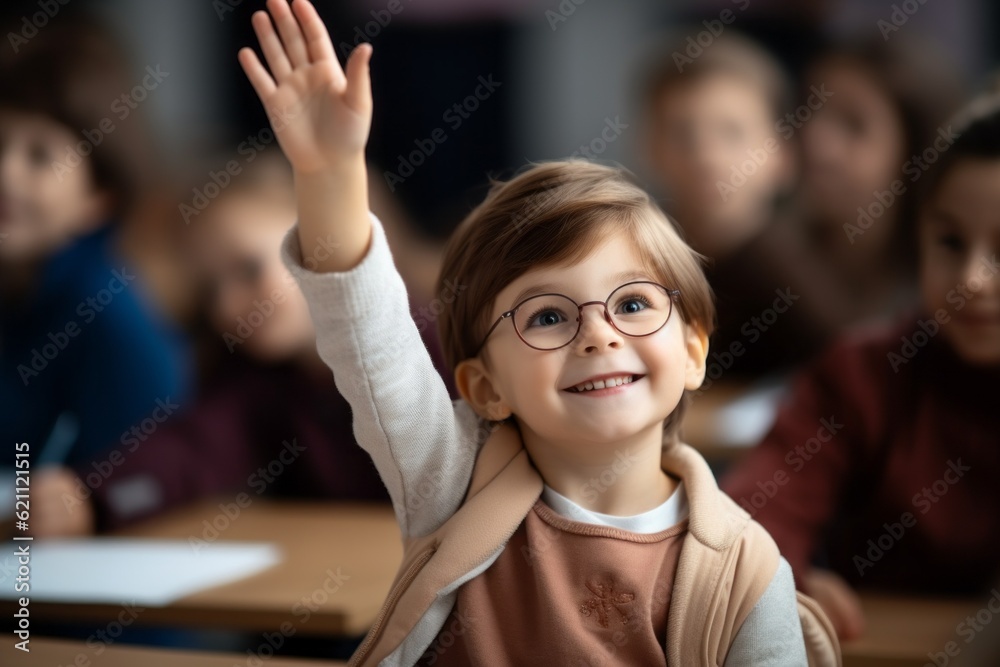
left=281, top=212, right=813, bottom=666
left=348, top=421, right=785, bottom=666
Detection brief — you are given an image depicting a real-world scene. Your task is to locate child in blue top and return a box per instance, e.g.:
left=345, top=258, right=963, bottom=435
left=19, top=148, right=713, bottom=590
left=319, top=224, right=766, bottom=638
left=0, top=20, right=190, bottom=484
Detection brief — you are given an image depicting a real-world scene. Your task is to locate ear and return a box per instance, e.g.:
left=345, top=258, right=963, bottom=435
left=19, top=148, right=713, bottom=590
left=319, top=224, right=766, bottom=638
left=454, top=357, right=512, bottom=421
left=682, top=323, right=709, bottom=390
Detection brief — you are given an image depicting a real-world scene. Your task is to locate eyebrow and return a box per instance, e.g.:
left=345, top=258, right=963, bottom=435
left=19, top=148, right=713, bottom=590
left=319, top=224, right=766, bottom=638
left=925, top=207, right=962, bottom=229
left=507, top=269, right=655, bottom=309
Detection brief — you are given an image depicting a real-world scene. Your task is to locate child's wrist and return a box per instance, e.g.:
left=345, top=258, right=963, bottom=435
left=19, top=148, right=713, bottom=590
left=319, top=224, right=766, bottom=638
left=293, top=152, right=367, bottom=180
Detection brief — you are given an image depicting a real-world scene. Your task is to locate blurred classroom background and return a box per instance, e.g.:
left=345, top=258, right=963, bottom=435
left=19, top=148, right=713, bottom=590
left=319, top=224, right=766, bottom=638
left=2, top=0, right=999, bottom=665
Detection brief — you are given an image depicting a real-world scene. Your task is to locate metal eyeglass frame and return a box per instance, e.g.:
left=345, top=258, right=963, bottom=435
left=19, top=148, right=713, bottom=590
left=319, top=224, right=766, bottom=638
left=473, top=281, right=681, bottom=356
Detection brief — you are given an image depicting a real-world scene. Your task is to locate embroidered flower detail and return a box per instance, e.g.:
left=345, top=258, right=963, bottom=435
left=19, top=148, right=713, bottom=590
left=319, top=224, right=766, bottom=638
left=579, top=578, right=636, bottom=628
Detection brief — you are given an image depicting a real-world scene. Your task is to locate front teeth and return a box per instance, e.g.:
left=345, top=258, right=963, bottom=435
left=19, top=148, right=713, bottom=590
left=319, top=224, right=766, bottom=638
left=571, top=375, right=635, bottom=392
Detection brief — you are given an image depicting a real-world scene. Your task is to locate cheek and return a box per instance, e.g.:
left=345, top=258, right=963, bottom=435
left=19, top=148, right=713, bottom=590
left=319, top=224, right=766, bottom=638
left=920, top=261, right=955, bottom=307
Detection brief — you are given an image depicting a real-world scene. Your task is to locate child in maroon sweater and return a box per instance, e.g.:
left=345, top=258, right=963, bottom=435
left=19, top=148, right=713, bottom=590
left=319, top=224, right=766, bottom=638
left=722, top=91, right=1000, bottom=640
left=33, top=152, right=454, bottom=535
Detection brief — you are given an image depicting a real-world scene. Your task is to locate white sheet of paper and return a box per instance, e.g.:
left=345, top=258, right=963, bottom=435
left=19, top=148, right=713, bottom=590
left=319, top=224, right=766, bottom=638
left=0, top=539, right=281, bottom=606
left=713, top=383, right=787, bottom=448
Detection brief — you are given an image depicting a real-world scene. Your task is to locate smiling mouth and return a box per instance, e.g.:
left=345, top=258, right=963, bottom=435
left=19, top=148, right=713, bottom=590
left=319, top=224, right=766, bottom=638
left=565, top=374, right=644, bottom=393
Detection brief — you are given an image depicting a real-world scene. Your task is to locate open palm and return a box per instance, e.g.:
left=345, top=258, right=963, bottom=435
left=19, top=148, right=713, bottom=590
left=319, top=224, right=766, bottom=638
left=238, top=0, right=372, bottom=174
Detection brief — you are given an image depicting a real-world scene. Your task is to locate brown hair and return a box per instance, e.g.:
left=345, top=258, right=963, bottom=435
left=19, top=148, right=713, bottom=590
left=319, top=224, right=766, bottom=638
left=435, top=160, right=715, bottom=444
left=0, top=16, right=156, bottom=217
left=807, top=34, right=966, bottom=271
left=637, top=31, right=792, bottom=123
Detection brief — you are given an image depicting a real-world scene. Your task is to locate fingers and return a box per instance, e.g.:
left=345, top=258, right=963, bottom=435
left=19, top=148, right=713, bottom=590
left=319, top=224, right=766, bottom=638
left=32, top=469, right=77, bottom=538
left=238, top=47, right=277, bottom=99
left=251, top=9, right=292, bottom=81
left=806, top=569, right=866, bottom=641
left=833, top=588, right=866, bottom=640
left=267, top=0, right=310, bottom=69
left=344, top=43, right=373, bottom=114
left=292, top=0, right=339, bottom=68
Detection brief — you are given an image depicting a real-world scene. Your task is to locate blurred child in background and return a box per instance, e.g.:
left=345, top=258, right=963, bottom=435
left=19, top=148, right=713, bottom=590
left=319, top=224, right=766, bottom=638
left=797, top=34, right=965, bottom=324
left=0, top=19, right=192, bottom=474
left=638, top=32, right=847, bottom=380
left=722, top=91, right=1000, bottom=640
left=32, top=149, right=455, bottom=536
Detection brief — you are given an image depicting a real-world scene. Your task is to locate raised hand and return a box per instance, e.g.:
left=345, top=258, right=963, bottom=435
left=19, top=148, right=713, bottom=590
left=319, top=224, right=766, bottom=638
left=238, top=0, right=374, bottom=274
left=238, top=0, right=373, bottom=174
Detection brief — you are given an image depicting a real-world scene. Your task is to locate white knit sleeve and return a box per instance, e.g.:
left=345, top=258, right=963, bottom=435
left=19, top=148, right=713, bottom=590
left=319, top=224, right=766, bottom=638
left=724, top=557, right=808, bottom=666
left=280, top=211, right=485, bottom=539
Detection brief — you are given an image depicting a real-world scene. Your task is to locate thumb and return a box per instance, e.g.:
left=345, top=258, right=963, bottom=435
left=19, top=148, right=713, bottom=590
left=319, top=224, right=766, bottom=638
left=344, top=42, right=373, bottom=114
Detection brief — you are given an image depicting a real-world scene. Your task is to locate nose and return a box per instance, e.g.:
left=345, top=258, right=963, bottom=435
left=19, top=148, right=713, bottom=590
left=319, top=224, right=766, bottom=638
left=570, top=302, right=623, bottom=354
left=962, top=251, right=999, bottom=298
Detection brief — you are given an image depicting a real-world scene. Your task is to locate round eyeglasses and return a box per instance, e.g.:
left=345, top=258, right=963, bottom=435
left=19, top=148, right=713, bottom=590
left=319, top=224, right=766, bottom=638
left=475, top=281, right=681, bottom=354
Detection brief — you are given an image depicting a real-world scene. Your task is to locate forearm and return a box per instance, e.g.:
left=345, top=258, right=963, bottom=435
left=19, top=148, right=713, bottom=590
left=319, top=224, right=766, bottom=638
left=282, top=214, right=482, bottom=538
left=294, top=157, right=371, bottom=273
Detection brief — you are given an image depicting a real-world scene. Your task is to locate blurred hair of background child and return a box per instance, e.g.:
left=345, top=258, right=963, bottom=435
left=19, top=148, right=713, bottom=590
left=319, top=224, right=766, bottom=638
left=31, top=149, right=456, bottom=537
left=636, top=31, right=848, bottom=380
left=0, top=17, right=192, bottom=492
left=721, top=90, right=1000, bottom=641
left=796, top=34, right=966, bottom=325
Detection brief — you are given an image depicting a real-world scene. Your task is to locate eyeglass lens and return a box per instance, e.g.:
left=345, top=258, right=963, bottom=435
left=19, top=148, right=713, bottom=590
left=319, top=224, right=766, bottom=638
left=512, top=282, right=672, bottom=350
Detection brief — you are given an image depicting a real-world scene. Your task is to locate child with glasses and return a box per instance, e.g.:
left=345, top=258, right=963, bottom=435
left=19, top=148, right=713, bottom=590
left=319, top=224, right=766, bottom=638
left=238, top=1, right=816, bottom=664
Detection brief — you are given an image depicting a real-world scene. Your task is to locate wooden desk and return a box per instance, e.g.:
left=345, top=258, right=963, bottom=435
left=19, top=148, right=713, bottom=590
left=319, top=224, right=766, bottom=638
left=842, top=594, right=984, bottom=667
left=1, top=636, right=347, bottom=667
left=21, top=501, right=401, bottom=637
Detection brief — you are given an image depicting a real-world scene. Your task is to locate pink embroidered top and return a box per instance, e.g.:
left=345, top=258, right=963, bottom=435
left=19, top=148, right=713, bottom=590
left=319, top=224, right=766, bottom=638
left=419, top=485, right=689, bottom=666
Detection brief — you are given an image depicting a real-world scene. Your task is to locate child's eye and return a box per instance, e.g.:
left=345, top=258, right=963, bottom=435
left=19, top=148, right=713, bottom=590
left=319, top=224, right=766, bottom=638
left=237, top=259, right=263, bottom=284
left=524, top=307, right=567, bottom=329
left=28, top=142, right=54, bottom=168
left=614, top=294, right=652, bottom=315
left=937, top=234, right=965, bottom=253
